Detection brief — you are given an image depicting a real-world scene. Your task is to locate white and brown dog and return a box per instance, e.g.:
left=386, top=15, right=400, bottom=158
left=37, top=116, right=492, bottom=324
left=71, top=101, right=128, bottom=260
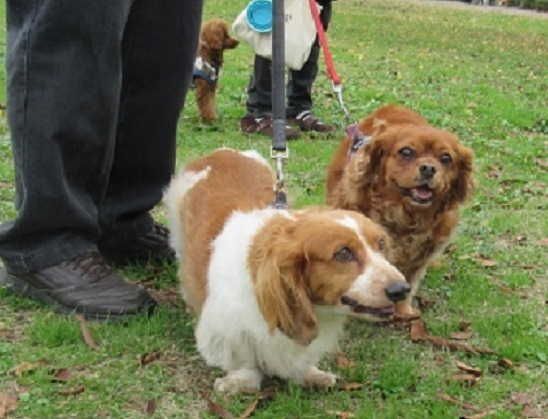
left=164, top=148, right=409, bottom=394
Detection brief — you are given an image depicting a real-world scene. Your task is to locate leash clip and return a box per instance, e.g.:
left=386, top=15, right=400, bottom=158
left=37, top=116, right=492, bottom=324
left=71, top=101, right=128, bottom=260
left=332, top=81, right=356, bottom=124
left=270, top=147, right=288, bottom=186
left=270, top=147, right=289, bottom=210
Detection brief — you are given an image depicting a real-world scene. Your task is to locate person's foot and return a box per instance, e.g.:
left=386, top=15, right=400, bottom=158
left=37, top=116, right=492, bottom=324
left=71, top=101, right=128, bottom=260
left=0, top=252, right=157, bottom=320
left=240, top=115, right=301, bottom=140
left=287, top=111, right=336, bottom=133
left=99, top=222, right=175, bottom=265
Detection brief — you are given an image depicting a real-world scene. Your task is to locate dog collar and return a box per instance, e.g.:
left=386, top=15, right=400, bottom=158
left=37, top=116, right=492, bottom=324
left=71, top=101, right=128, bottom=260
left=192, top=56, right=220, bottom=86
left=345, top=124, right=371, bottom=163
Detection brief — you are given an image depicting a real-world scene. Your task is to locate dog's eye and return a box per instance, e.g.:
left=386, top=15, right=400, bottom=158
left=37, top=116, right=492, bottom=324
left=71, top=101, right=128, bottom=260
left=398, top=147, right=414, bottom=159
left=378, top=238, right=385, bottom=252
left=440, top=153, right=452, bottom=164
left=334, top=247, right=355, bottom=262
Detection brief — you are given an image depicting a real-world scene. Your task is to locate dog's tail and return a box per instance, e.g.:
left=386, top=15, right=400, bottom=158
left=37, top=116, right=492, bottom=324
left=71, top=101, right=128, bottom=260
left=163, top=167, right=211, bottom=259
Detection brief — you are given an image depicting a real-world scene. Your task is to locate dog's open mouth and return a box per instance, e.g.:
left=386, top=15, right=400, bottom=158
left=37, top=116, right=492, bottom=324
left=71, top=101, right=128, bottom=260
left=341, top=296, right=394, bottom=318
left=398, top=184, right=434, bottom=205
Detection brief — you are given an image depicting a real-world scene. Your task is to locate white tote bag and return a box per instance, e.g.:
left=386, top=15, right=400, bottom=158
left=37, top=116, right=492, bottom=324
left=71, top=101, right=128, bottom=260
left=232, top=0, right=319, bottom=71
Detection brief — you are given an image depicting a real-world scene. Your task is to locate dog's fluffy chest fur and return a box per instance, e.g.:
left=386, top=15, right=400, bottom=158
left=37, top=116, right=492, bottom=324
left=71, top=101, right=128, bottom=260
left=370, top=206, right=456, bottom=278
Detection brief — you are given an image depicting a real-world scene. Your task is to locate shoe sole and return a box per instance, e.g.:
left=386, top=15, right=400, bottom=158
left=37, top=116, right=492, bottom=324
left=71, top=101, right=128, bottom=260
left=0, top=270, right=156, bottom=322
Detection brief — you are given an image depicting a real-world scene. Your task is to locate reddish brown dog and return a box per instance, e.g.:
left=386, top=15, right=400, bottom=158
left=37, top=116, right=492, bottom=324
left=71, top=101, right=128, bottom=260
left=194, top=19, right=239, bottom=121
left=326, top=105, right=475, bottom=316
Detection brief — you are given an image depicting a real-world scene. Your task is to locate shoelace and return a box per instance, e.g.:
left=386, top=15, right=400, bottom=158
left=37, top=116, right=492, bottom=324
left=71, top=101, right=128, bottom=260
left=62, top=252, right=114, bottom=283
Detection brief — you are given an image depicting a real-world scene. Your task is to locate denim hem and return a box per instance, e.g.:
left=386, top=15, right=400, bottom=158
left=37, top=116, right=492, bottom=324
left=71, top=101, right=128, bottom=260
left=98, top=216, right=154, bottom=248
left=1, top=234, right=96, bottom=275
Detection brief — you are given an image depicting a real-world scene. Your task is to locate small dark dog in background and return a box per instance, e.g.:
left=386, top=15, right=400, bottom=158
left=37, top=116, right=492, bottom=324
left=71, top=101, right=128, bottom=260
left=192, top=19, right=239, bottom=121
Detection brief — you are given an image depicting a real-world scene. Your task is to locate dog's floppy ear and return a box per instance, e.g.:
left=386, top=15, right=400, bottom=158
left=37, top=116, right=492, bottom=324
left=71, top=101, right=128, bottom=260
left=451, top=141, right=476, bottom=204
left=352, top=134, right=386, bottom=189
left=249, top=218, right=318, bottom=346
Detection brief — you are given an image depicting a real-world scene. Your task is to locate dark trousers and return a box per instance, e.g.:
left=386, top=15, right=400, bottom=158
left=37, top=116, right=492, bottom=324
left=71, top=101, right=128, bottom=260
left=245, top=2, right=332, bottom=118
left=0, top=0, right=204, bottom=274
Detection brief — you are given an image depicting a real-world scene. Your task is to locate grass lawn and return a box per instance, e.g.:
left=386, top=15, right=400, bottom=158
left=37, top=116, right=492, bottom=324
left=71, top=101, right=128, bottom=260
left=0, top=0, right=546, bottom=418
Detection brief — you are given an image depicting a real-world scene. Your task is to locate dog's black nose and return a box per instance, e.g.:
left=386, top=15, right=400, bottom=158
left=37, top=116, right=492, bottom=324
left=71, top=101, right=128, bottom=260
left=385, top=282, right=411, bottom=302
left=419, top=164, right=436, bottom=179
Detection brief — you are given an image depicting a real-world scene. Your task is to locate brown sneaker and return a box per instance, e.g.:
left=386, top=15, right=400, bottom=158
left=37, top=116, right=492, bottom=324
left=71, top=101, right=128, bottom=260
left=240, top=116, right=301, bottom=140
left=99, top=223, right=175, bottom=265
left=288, top=111, right=336, bottom=133
left=0, top=252, right=157, bottom=320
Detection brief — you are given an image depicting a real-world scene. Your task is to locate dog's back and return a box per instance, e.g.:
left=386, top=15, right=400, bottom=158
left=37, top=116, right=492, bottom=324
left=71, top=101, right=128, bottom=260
left=164, top=149, right=275, bottom=312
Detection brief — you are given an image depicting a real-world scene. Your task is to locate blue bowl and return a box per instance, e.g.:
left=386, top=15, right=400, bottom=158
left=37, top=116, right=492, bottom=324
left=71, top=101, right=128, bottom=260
left=246, top=0, right=273, bottom=33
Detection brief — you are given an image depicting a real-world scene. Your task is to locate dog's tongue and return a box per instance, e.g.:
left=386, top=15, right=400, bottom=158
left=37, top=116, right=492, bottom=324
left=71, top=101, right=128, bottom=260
left=411, top=186, right=433, bottom=200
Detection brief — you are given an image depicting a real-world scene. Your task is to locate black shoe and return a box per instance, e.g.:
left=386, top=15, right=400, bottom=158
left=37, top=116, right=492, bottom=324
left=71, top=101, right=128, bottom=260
left=0, top=252, right=157, bottom=321
left=99, top=223, right=175, bottom=265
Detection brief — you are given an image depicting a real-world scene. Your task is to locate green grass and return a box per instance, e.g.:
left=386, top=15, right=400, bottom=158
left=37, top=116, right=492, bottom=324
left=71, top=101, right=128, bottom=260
left=1, top=0, right=547, bottom=417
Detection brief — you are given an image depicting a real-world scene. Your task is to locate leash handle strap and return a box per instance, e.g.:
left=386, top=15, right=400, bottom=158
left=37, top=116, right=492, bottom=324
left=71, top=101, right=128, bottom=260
left=308, top=0, right=341, bottom=85
left=272, top=0, right=287, bottom=152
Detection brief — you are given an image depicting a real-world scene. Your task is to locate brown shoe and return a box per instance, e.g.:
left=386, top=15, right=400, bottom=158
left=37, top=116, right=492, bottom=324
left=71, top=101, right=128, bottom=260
left=1, top=252, right=157, bottom=320
left=240, top=116, right=301, bottom=140
left=99, top=223, right=175, bottom=265
left=288, top=111, right=336, bottom=133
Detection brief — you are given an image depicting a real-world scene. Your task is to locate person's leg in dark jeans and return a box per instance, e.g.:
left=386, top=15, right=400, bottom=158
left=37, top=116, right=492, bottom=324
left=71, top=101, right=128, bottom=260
left=286, top=1, right=335, bottom=132
left=244, top=54, right=274, bottom=120
left=240, top=55, right=301, bottom=139
left=97, top=0, right=204, bottom=264
left=0, top=0, right=203, bottom=319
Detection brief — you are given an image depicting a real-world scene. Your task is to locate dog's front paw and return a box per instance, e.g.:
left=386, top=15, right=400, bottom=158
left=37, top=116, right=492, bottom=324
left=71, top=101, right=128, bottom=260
left=301, top=366, right=338, bottom=390
left=214, top=369, right=262, bottom=394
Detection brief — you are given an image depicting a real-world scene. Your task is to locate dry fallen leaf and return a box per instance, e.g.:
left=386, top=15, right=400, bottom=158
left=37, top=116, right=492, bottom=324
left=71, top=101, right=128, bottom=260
left=239, top=399, right=258, bottom=419
left=475, top=257, right=497, bottom=267
left=58, top=386, right=85, bottom=396
left=0, top=392, right=19, bottom=419
left=140, top=351, right=162, bottom=367
left=521, top=405, right=543, bottom=418
left=497, top=358, right=514, bottom=370
left=10, top=359, right=50, bottom=377
left=450, top=331, right=474, bottom=340
left=460, top=410, right=498, bottom=419
left=455, top=361, right=482, bottom=377
left=336, top=352, right=355, bottom=369
left=536, top=158, right=548, bottom=169
left=326, top=410, right=355, bottom=418
left=538, top=238, right=548, bottom=246
left=437, top=393, right=479, bottom=411
left=50, top=368, right=73, bottom=383
left=75, top=314, right=99, bottom=350
left=497, top=285, right=528, bottom=298
left=425, top=336, right=480, bottom=354
left=510, top=392, right=533, bottom=405
left=449, top=373, right=480, bottom=388
left=338, top=382, right=363, bottom=391
left=146, top=399, right=157, bottom=416
left=458, top=321, right=472, bottom=331
left=199, top=392, right=234, bottom=419
left=410, top=319, right=428, bottom=342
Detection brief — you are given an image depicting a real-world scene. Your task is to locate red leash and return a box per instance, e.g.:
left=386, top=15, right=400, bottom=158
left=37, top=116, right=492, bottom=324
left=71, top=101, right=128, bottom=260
left=308, top=0, right=369, bottom=150
left=307, top=0, right=340, bottom=85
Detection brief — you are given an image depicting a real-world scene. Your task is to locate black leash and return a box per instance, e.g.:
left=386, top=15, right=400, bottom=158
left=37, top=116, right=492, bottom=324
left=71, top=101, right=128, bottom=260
left=271, top=0, right=288, bottom=210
